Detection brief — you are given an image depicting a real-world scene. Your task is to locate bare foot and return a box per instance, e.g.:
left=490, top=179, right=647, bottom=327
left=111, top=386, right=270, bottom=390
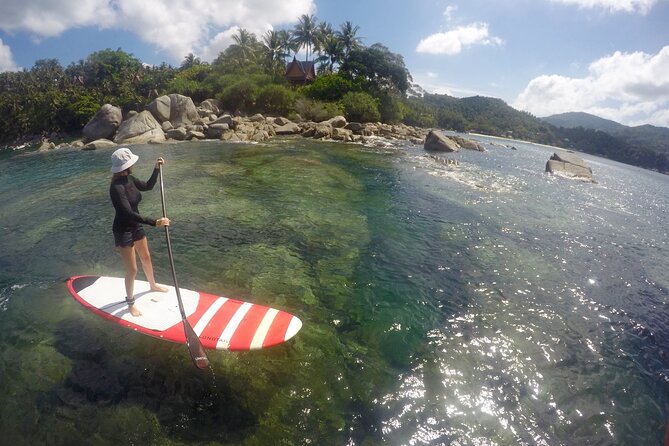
left=150, top=284, right=169, bottom=292
left=129, top=304, right=142, bottom=317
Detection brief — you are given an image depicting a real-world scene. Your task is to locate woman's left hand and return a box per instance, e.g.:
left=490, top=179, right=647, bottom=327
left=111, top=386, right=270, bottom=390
left=155, top=157, right=165, bottom=168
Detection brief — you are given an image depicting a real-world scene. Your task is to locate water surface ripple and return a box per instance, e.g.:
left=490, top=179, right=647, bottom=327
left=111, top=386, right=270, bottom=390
left=0, top=136, right=667, bottom=445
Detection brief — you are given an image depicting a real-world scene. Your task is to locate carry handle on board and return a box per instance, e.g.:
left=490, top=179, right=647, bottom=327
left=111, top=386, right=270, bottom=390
left=158, top=163, right=210, bottom=369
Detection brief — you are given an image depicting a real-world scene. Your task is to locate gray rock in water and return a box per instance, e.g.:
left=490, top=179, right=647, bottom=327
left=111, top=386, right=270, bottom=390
left=424, top=130, right=459, bottom=152
left=546, top=151, right=594, bottom=181
left=83, top=139, right=117, bottom=150
left=451, top=135, right=485, bottom=151
left=82, top=104, right=122, bottom=142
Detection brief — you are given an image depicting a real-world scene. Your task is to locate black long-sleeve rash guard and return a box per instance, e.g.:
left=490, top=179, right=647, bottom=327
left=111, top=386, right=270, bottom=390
left=110, top=167, right=160, bottom=232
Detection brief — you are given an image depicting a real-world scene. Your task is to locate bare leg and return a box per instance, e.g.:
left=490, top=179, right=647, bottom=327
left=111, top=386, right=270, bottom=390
left=119, top=246, right=142, bottom=317
left=135, top=236, right=168, bottom=292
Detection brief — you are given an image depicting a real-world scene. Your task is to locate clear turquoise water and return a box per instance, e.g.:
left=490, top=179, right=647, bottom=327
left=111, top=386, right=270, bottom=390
left=1, top=136, right=668, bottom=445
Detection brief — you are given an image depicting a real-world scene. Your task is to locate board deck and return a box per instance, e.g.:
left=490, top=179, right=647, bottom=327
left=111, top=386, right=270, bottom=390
left=67, top=276, right=302, bottom=351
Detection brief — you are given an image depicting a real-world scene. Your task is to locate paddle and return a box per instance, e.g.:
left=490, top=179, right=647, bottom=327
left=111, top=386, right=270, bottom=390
left=158, top=163, right=210, bottom=369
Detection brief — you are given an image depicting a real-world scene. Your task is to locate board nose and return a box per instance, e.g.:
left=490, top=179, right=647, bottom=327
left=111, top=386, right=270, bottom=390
left=285, top=316, right=302, bottom=341
left=69, top=276, right=101, bottom=293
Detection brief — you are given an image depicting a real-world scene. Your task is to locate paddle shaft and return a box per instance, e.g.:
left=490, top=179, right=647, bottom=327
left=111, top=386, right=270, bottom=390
left=158, top=164, right=210, bottom=369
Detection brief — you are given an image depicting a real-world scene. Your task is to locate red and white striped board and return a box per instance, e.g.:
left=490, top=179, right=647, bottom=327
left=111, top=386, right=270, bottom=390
left=67, top=276, right=302, bottom=351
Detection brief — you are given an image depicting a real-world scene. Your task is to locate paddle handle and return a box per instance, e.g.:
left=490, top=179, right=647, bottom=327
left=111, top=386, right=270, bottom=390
left=158, top=163, right=210, bottom=369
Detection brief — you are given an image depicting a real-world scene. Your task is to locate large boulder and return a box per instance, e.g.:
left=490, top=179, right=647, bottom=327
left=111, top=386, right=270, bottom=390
left=329, top=115, right=347, bottom=128
left=313, top=122, right=333, bottom=139
left=166, top=127, right=187, bottom=141
left=199, top=98, right=221, bottom=115
left=546, top=151, right=594, bottom=181
left=206, top=123, right=230, bottom=139
left=424, top=130, right=460, bottom=152
left=159, top=94, right=199, bottom=128
left=114, top=111, right=165, bottom=144
left=82, top=104, right=122, bottom=142
left=147, top=95, right=171, bottom=123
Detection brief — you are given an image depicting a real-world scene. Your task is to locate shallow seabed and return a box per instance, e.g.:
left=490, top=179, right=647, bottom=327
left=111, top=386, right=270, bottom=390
left=0, top=136, right=668, bottom=445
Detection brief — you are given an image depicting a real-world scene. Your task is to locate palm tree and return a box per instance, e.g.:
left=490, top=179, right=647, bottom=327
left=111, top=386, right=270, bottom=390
left=230, top=28, right=259, bottom=66
left=181, top=53, right=202, bottom=69
left=337, top=21, right=362, bottom=56
left=316, top=34, right=344, bottom=74
left=292, top=14, right=318, bottom=61
left=262, top=30, right=290, bottom=74
left=315, top=21, right=334, bottom=55
left=277, top=29, right=297, bottom=63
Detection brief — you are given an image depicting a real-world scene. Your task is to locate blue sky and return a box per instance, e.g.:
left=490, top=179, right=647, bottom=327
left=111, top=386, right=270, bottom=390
left=1, top=0, right=668, bottom=127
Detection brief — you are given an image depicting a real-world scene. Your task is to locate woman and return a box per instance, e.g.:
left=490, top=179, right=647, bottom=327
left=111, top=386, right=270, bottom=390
left=109, top=147, right=170, bottom=317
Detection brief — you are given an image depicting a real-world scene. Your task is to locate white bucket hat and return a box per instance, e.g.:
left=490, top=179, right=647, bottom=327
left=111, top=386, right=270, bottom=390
left=111, top=147, right=139, bottom=173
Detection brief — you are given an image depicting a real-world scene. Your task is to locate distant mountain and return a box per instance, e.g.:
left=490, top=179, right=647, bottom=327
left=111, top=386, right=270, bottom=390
left=419, top=94, right=561, bottom=144
left=404, top=93, right=669, bottom=172
left=542, top=112, right=669, bottom=156
left=542, top=112, right=625, bottom=132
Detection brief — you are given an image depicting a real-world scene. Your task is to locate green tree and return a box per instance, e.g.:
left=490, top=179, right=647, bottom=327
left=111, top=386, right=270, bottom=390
left=78, top=48, right=145, bottom=107
left=301, top=73, right=356, bottom=101
left=256, top=84, right=296, bottom=116
left=340, top=43, right=411, bottom=94
left=378, top=93, right=404, bottom=124
left=340, top=91, right=380, bottom=122
left=167, top=64, right=213, bottom=103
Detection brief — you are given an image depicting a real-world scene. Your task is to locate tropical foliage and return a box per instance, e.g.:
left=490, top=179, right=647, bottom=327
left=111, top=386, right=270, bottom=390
left=0, top=18, right=666, bottom=173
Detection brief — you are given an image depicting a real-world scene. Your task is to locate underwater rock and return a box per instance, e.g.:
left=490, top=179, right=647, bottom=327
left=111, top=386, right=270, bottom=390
left=429, top=154, right=459, bottom=166
left=67, top=360, right=124, bottom=402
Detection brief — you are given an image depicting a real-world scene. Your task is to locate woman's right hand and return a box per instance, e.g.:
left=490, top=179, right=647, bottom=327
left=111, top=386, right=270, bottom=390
left=156, top=217, right=170, bottom=227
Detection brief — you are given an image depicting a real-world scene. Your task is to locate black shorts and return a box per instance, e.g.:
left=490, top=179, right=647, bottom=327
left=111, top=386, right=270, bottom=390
left=113, top=227, right=146, bottom=248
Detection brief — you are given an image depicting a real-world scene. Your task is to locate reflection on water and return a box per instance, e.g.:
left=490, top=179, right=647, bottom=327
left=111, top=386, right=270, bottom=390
left=0, top=137, right=668, bottom=445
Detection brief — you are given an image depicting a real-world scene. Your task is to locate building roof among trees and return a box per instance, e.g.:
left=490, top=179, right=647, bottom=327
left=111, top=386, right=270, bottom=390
left=285, top=57, right=316, bottom=83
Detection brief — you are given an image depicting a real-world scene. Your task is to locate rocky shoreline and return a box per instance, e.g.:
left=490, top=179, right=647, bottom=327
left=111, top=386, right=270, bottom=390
left=24, top=94, right=490, bottom=154
left=8, top=93, right=594, bottom=182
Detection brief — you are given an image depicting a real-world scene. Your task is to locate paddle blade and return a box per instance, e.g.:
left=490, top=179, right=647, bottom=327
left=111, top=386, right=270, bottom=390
left=183, top=320, right=210, bottom=369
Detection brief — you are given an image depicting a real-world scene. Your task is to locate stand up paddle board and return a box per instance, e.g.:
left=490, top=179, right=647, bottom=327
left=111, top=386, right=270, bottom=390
left=67, top=276, right=302, bottom=351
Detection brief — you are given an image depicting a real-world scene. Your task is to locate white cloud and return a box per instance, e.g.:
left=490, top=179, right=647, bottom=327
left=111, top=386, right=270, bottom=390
left=0, top=39, right=19, bottom=72
left=550, top=0, right=658, bottom=14
left=416, top=23, right=503, bottom=55
left=0, top=0, right=116, bottom=37
left=0, top=0, right=315, bottom=62
left=443, top=5, right=458, bottom=21
left=513, top=46, right=669, bottom=126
